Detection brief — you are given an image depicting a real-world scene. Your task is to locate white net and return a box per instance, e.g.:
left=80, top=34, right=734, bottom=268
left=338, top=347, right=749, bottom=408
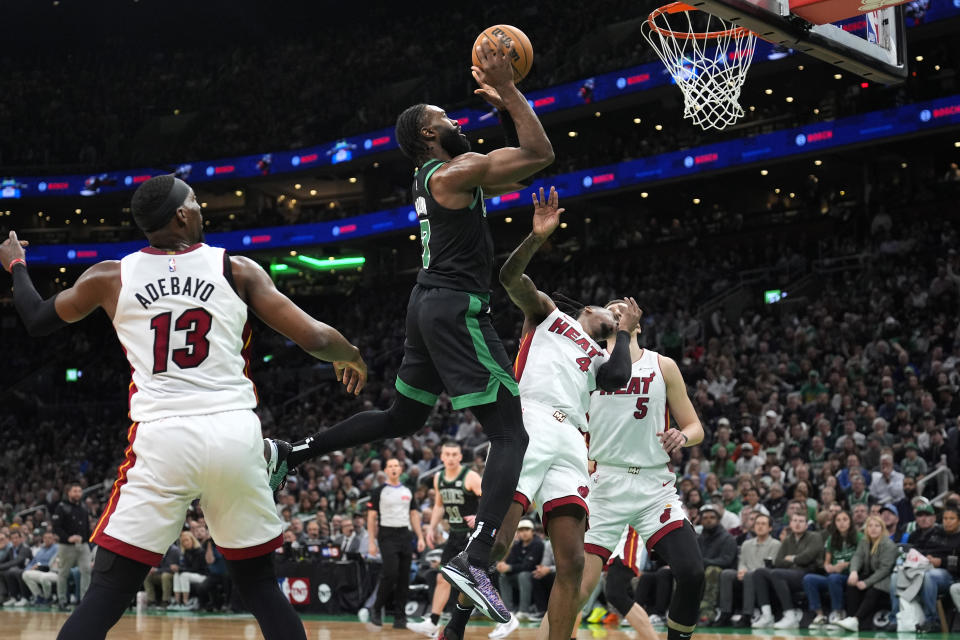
left=642, top=2, right=758, bottom=131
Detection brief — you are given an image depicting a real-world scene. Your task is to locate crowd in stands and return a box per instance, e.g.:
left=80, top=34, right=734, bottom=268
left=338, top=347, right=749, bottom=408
left=0, top=166, right=958, bottom=624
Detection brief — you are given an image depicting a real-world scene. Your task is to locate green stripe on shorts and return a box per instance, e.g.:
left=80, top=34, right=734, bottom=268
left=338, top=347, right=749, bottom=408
left=451, top=294, right=519, bottom=409
left=395, top=377, right=438, bottom=406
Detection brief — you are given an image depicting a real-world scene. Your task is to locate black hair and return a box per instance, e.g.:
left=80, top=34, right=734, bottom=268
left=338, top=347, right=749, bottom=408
left=395, top=103, right=429, bottom=165
left=828, top=510, right=859, bottom=551
left=65, top=481, right=82, bottom=491
left=131, top=174, right=190, bottom=233
left=551, top=291, right=587, bottom=318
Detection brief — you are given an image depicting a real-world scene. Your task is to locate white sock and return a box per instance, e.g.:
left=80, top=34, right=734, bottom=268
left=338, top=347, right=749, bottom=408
left=761, top=605, right=773, bottom=617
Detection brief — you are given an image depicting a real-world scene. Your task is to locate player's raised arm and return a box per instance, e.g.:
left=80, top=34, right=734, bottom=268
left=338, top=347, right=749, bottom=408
left=499, top=187, right=560, bottom=327
left=658, top=355, right=705, bottom=453
left=435, top=40, right=553, bottom=191
left=230, top=255, right=367, bottom=395
left=1, top=230, right=120, bottom=335
left=595, top=298, right=641, bottom=392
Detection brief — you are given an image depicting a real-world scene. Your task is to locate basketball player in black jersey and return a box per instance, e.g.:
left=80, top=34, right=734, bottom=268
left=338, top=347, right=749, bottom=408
left=270, top=41, right=554, bottom=626
left=408, top=441, right=482, bottom=637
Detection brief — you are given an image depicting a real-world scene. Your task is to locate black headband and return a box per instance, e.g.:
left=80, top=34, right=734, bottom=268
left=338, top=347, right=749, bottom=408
left=140, top=177, right=190, bottom=232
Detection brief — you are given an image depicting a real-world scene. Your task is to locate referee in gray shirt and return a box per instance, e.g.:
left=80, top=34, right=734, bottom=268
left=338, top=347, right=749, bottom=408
left=366, top=458, right=425, bottom=628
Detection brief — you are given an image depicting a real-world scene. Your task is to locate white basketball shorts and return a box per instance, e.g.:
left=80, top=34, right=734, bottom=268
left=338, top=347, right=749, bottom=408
left=513, top=399, right=590, bottom=530
left=584, top=463, right=686, bottom=562
left=91, top=409, right=283, bottom=564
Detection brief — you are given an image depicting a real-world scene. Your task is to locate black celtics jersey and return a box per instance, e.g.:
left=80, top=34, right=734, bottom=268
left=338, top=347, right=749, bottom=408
left=438, top=466, right=479, bottom=534
left=413, top=158, right=494, bottom=294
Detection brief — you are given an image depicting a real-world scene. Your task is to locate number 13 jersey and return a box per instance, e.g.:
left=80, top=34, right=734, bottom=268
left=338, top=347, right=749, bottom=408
left=113, top=244, right=257, bottom=423
left=586, top=349, right=668, bottom=468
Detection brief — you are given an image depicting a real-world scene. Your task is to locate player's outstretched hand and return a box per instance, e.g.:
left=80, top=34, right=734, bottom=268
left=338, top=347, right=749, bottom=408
left=472, top=36, right=514, bottom=90
left=531, top=186, right=565, bottom=239
left=334, top=354, right=368, bottom=395
left=0, top=230, right=29, bottom=272
left=472, top=68, right=505, bottom=111
left=616, top=297, right=642, bottom=334
left=658, top=429, right=687, bottom=455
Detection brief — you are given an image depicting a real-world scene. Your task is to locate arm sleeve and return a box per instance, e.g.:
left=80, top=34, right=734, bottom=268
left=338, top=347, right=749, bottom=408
left=596, top=332, right=633, bottom=392
left=863, top=542, right=898, bottom=588
left=11, top=264, right=68, bottom=337
left=849, top=542, right=865, bottom=574
left=409, top=488, right=420, bottom=512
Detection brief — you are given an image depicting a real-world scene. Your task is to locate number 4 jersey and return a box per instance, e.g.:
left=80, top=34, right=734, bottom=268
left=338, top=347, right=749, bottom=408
left=515, top=307, right=610, bottom=431
left=114, top=244, right=257, bottom=423
left=585, top=349, right=669, bottom=468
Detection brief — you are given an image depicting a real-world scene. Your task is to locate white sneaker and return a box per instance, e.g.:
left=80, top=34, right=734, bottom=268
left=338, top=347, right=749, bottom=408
left=835, top=616, right=858, bottom=632
left=407, top=618, right=440, bottom=638
left=810, top=614, right=828, bottom=627
left=14, top=598, right=29, bottom=607
left=357, top=607, right=370, bottom=623
left=753, top=612, right=776, bottom=628
left=514, top=611, right=529, bottom=622
left=2, top=599, right=15, bottom=607
left=828, top=610, right=845, bottom=625
left=773, top=609, right=801, bottom=629
left=648, top=614, right=665, bottom=627
left=489, top=614, right=520, bottom=638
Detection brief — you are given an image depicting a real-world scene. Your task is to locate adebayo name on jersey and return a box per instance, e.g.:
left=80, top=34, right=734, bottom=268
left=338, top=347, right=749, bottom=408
left=134, top=276, right=217, bottom=309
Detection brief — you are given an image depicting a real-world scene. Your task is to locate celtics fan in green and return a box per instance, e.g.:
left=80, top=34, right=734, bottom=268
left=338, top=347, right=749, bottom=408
left=271, top=40, right=553, bottom=626
left=408, top=441, right=482, bottom=637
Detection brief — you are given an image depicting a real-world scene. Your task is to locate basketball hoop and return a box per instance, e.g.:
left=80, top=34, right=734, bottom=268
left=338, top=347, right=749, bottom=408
left=642, top=2, right=758, bottom=131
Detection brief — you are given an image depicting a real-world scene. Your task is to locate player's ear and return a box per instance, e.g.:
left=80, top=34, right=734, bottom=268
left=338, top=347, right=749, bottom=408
left=420, top=125, right=436, bottom=141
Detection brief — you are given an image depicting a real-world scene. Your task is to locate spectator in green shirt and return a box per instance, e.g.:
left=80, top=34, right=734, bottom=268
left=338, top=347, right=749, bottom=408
left=900, top=443, right=928, bottom=478
left=800, top=370, right=828, bottom=405
left=722, top=483, right=743, bottom=514
left=804, top=510, right=861, bottom=626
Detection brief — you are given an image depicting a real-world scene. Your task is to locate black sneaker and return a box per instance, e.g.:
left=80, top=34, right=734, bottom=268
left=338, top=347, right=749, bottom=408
left=393, top=616, right=408, bottom=629
left=439, top=551, right=510, bottom=623
left=713, top=613, right=732, bottom=627
left=916, top=620, right=941, bottom=634
left=369, top=606, right=382, bottom=627
left=733, top=615, right=752, bottom=628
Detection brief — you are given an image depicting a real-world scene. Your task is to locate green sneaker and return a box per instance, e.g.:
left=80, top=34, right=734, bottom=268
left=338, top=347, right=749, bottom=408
left=264, top=439, right=292, bottom=491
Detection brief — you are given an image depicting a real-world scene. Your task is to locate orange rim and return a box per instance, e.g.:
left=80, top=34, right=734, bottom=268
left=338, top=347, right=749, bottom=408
left=648, top=2, right=754, bottom=40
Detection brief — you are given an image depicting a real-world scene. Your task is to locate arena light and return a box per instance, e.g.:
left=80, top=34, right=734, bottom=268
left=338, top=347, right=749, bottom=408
left=297, top=255, right=365, bottom=271
left=270, top=264, right=290, bottom=273
left=65, top=368, right=81, bottom=382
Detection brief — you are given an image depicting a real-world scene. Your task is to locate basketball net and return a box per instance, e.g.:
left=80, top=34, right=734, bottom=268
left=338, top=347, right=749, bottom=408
left=643, top=2, right=757, bottom=131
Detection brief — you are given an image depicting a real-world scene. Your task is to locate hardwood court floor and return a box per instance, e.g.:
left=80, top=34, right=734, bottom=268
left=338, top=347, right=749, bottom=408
left=3, top=609, right=960, bottom=640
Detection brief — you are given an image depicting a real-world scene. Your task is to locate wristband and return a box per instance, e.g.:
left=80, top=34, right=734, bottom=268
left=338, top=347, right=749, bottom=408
left=7, top=258, right=25, bottom=272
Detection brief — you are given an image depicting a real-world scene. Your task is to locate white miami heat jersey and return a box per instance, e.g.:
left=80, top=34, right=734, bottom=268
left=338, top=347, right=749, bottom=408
left=113, top=244, right=257, bottom=422
left=514, top=307, right=610, bottom=430
left=586, top=349, right=669, bottom=468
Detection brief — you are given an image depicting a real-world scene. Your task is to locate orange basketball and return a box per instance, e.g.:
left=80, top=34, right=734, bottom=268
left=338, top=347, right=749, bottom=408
left=471, top=24, right=533, bottom=84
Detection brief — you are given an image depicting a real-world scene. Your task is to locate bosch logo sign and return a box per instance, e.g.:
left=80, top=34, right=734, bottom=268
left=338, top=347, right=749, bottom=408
left=795, top=134, right=807, bottom=147
left=920, top=109, right=932, bottom=122
left=684, top=156, right=695, bottom=168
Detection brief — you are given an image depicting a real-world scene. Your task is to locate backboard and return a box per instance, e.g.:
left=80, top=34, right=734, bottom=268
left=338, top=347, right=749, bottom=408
left=687, top=0, right=907, bottom=83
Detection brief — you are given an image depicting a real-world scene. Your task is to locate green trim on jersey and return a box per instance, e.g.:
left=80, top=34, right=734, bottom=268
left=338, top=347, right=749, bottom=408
left=449, top=294, right=520, bottom=409
left=423, top=162, right=445, bottom=197
left=395, top=376, right=439, bottom=406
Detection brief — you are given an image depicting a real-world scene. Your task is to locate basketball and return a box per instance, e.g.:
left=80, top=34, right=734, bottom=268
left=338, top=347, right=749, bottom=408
left=471, top=24, right=533, bottom=83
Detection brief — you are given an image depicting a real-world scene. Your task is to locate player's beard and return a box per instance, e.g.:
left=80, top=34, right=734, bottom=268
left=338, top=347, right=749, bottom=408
left=439, top=127, right=471, bottom=158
